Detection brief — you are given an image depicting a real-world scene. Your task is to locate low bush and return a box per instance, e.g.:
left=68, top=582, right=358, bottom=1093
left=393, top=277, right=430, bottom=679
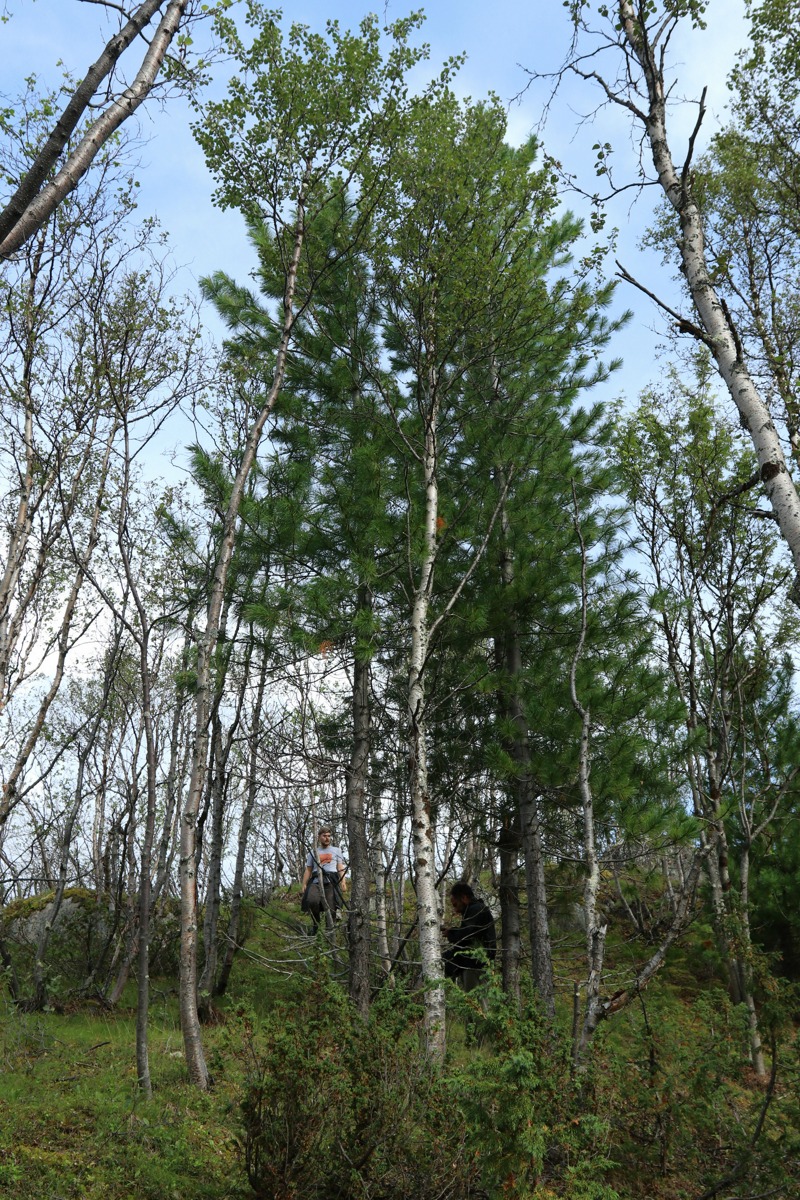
left=239, top=981, right=481, bottom=1200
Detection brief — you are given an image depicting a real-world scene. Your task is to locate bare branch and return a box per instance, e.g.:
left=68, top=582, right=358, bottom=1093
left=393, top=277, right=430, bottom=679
left=615, top=259, right=714, bottom=345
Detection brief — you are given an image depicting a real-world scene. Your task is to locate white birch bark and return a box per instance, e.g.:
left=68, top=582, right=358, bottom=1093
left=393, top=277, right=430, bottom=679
left=408, top=389, right=446, bottom=1061
left=0, top=1, right=189, bottom=259
left=569, top=501, right=608, bottom=1069
left=738, top=846, right=767, bottom=1078
left=613, top=0, right=800, bottom=576
left=374, top=839, right=392, bottom=979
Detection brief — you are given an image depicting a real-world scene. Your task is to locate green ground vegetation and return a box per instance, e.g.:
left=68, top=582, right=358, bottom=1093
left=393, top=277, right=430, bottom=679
left=1, top=886, right=798, bottom=1200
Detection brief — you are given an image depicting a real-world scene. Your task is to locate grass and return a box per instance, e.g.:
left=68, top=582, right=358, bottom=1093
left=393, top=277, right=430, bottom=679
left=0, top=998, right=252, bottom=1199
left=1, top=889, right=798, bottom=1200
left=0, top=895, right=316, bottom=1200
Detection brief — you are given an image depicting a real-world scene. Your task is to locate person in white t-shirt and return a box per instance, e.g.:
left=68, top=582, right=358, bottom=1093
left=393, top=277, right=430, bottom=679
left=300, top=827, right=347, bottom=924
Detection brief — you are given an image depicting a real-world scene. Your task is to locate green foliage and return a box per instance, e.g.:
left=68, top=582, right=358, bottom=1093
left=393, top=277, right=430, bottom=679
left=614, top=368, right=800, bottom=992
left=194, top=4, right=434, bottom=229
left=447, top=978, right=620, bottom=1200
left=596, top=984, right=800, bottom=1197
left=1, top=904, right=798, bottom=1199
left=239, top=982, right=481, bottom=1200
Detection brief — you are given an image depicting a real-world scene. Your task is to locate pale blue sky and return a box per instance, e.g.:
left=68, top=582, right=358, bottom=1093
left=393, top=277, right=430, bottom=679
left=2, top=1, right=749, bottom=411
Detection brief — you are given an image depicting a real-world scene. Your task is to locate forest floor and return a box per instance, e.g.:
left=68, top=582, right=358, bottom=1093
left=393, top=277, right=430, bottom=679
left=1, top=890, right=798, bottom=1200
left=0, top=985, right=257, bottom=1198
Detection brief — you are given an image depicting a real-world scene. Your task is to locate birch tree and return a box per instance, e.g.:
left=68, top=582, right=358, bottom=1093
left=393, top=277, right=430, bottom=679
left=682, top=1, right=800, bottom=471
left=179, top=5, right=431, bottom=1087
left=564, top=0, right=800, bottom=580
left=0, top=107, right=189, bottom=828
left=0, top=0, right=206, bottom=260
left=615, top=372, right=800, bottom=1077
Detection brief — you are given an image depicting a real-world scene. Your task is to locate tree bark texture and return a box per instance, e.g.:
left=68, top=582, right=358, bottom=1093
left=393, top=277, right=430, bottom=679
left=617, top=0, right=800, bottom=578
left=498, top=830, right=522, bottom=1005
left=408, top=396, right=446, bottom=1061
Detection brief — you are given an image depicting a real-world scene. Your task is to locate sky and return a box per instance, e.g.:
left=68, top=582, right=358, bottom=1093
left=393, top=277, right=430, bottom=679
left=0, top=0, right=750, bottom=442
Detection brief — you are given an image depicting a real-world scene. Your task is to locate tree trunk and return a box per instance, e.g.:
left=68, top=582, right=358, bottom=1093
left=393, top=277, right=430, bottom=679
left=408, top=398, right=446, bottom=1061
left=374, top=835, right=392, bottom=979
left=108, top=795, right=142, bottom=1007
left=388, top=812, right=406, bottom=961
left=215, top=649, right=268, bottom=998
left=153, top=634, right=193, bottom=905
left=346, top=613, right=373, bottom=1017
left=738, top=845, right=767, bottom=1079
left=616, top=0, right=800, bottom=577
left=570, top=500, right=608, bottom=1070
left=0, top=1, right=189, bottom=259
left=198, top=718, right=227, bottom=1004
left=498, top=828, right=521, bottom=1005
left=179, top=208, right=305, bottom=1089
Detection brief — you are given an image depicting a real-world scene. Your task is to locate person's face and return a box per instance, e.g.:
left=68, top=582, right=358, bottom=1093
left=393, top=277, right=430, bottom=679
left=319, top=830, right=332, bottom=847
left=450, top=893, right=468, bottom=915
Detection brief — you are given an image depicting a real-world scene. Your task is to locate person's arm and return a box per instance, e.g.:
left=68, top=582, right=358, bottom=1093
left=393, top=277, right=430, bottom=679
left=301, top=852, right=315, bottom=891
left=337, top=852, right=347, bottom=892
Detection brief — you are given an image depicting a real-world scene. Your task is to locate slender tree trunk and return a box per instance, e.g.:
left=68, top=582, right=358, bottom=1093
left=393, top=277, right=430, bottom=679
left=198, top=719, right=227, bottom=1003
left=113, top=417, right=161, bottom=1096
left=108, top=791, right=142, bottom=1007
left=512, top=667, right=555, bottom=1021
left=134, top=663, right=157, bottom=1097
left=374, top=835, right=392, bottom=979
left=738, top=845, right=767, bottom=1078
left=386, top=813, right=406, bottom=962
left=215, top=649, right=268, bottom=998
left=153, top=634, right=193, bottom=904
left=179, top=207, right=305, bottom=1088
left=570, top=497, right=607, bottom=1070
left=702, top=824, right=743, bottom=1005
left=408, top=399, right=446, bottom=1061
left=346, top=605, right=373, bottom=1016
left=498, top=823, right=522, bottom=1005
left=573, top=695, right=607, bottom=1068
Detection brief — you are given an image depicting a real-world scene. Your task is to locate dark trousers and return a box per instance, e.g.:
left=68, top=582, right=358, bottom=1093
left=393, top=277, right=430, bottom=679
left=303, top=876, right=339, bottom=925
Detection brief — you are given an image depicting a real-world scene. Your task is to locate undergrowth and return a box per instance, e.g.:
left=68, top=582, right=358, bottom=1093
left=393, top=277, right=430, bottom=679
left=0, top=896, right=798, bottom=1200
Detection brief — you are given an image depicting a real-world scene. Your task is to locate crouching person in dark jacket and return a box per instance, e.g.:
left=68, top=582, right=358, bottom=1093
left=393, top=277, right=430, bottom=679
left=442, top=882, right=496, bottom=991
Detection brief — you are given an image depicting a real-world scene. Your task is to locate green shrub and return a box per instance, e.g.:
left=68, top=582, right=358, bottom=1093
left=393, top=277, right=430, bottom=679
left=596, top=983, right=800, bottom=1197
left=239, top=981, right=481, bottom=1200
left=446, top=977, right=620, bottom=1200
